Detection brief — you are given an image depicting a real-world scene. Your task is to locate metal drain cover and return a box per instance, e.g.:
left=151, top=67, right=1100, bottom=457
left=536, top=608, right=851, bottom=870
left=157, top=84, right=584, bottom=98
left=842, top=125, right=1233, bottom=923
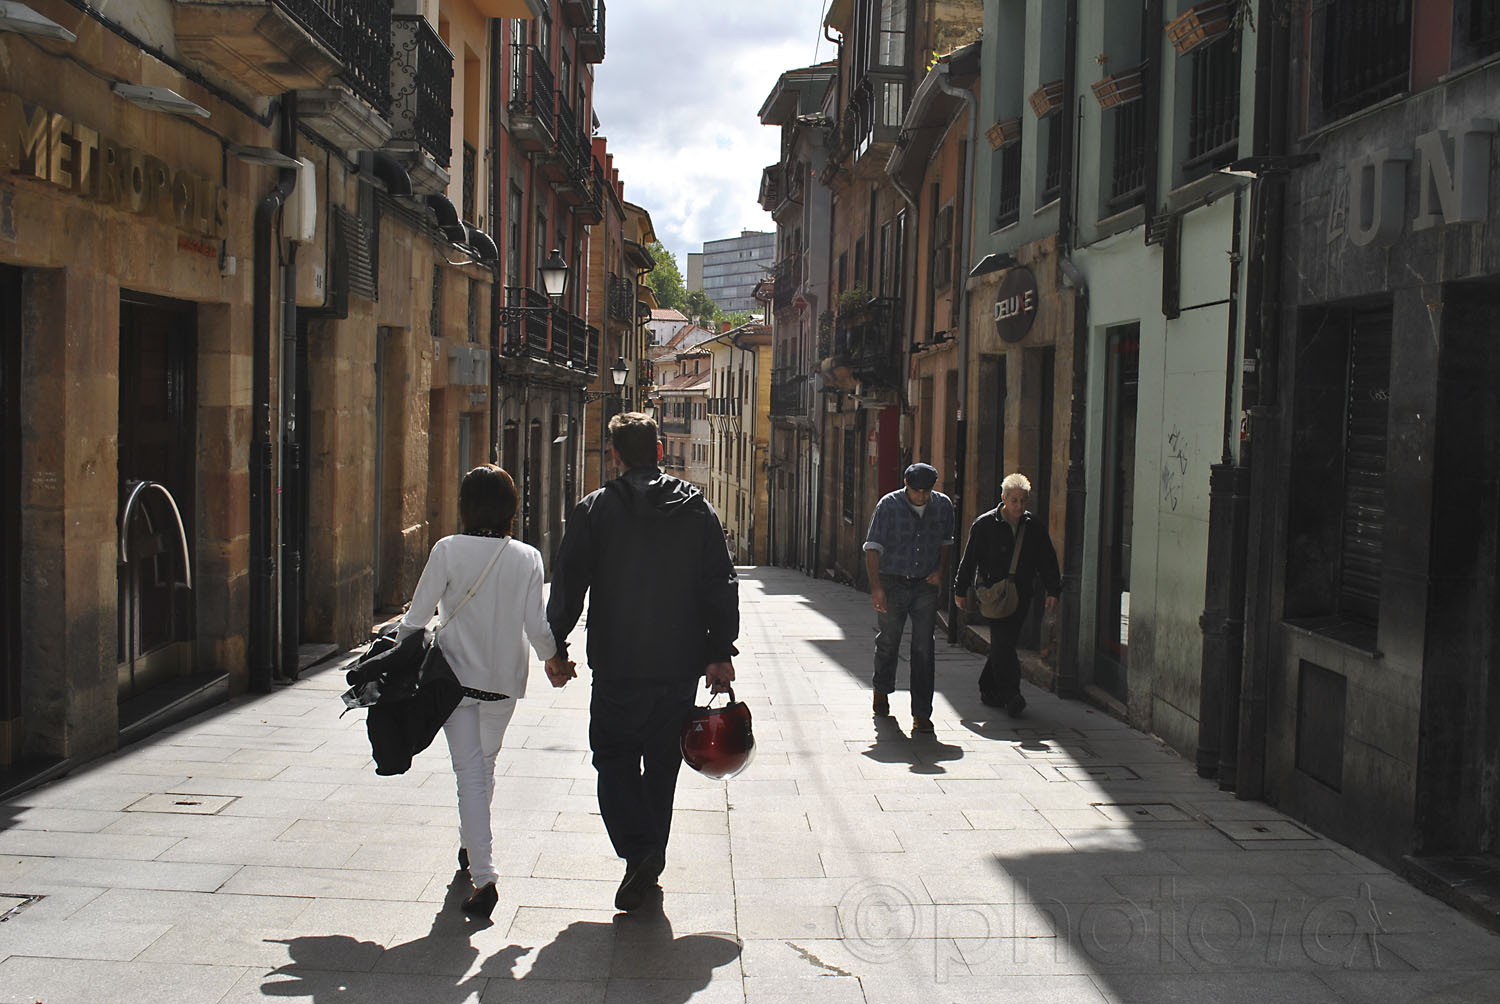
left=125, top=793, right=237, bottom=815
left=1094, top=802, right=1192, bottom=823
left=1053, top=764, right=1141, bottom=782
left=1211, top=818, right=1316, bottom=841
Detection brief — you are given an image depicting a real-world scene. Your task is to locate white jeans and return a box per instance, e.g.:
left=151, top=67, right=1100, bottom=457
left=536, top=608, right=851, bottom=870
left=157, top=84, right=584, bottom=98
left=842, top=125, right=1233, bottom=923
left=442, top=697, right=517, bottom=889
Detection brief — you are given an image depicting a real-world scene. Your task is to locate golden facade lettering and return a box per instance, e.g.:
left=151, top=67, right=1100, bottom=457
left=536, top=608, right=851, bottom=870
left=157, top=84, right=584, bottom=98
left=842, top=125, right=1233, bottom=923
left=0, top=92, right=227, bottom=237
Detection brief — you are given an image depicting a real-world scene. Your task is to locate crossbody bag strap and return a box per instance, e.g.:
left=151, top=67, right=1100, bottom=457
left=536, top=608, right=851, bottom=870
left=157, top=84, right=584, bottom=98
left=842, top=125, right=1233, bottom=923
left=435, top=537, right=509, bottom=638
left=1006, top=522, right=1026, bottom=578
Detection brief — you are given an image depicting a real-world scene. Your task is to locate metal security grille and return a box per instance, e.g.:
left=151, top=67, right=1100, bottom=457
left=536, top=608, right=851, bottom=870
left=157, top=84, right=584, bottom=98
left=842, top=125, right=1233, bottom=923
left=1338, top=309, right=1392, bottom=624
left=1472, top=0, right=1500, bottom=55
left=995, top=141, right=1021, bottom=228
left=333, top=205, right=378, bottom=303
left=1108, top=99, right=1147, bottom=212
left=1041, top=114, right=1063, bottom=204
left=1323, top=0, right=1411, bottom=119
left=1185, top=34, right=1240, bottom=169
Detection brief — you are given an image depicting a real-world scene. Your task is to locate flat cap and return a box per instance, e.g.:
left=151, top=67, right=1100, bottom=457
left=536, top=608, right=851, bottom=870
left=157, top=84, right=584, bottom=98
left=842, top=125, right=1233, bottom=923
left=903, top=463, right=938, bottom=490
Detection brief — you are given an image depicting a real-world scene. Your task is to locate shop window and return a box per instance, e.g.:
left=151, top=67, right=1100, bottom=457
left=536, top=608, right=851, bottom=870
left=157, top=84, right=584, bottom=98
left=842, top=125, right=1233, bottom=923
left=1284, top=305, right=1392, bottom=650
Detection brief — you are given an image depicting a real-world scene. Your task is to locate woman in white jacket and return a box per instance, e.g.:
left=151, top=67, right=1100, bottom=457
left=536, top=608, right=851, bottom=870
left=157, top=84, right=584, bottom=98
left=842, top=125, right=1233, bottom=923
left=397, top=465, right=564, bottom=918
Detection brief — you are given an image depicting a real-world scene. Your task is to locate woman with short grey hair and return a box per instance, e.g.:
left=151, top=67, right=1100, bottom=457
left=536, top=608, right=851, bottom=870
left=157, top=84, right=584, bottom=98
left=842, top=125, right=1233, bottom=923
left=953, top=472, right=1061, bottom=716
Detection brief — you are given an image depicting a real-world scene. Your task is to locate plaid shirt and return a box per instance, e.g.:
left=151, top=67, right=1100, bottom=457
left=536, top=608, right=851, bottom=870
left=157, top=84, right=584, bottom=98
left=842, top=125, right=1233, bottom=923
left=863, top=489, right=956, bottom=578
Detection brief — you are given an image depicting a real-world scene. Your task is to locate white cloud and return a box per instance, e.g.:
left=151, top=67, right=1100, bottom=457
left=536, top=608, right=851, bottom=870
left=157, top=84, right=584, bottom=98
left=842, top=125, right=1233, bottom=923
left=592, top=0, right=834, bottom=272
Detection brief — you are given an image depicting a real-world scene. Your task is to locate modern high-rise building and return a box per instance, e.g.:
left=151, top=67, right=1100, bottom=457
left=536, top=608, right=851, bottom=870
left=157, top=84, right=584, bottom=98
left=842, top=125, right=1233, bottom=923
left=699, top=231, right=775, bottom=314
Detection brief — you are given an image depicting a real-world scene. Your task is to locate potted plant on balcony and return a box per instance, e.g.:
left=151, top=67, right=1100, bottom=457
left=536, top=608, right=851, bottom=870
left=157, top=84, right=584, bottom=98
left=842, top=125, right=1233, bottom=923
left=836, top=285, right=875, bottom=325
left=1091, top=63, right=1145, bottom=109
left=1165, top=2, right=1235, bottom=56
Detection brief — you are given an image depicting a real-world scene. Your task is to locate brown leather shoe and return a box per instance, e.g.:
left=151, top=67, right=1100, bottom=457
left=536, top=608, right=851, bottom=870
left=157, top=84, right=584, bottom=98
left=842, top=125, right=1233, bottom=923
left=873, top=692, right=890, bottom=716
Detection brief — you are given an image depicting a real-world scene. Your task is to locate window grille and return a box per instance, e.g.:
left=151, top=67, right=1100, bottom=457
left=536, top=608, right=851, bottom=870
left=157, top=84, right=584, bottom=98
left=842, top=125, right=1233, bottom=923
left=1107, top=99, right=1148, bottom=213
left=1322, top=0, right=1411, bottom=119
left=933, top=204, right=954, bottom=288
left=1185, top=34, right=1240, bottom=171
left=1041, top=113, right=1063, bottom=203
left=995, top=142, right=1022, bottom=228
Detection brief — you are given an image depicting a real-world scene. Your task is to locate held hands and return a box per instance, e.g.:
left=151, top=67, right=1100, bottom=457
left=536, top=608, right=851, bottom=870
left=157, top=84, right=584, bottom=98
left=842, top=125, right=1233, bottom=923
left=705, top=661, right=735, bottom=694
left=544, top=654, right=577, bottom=688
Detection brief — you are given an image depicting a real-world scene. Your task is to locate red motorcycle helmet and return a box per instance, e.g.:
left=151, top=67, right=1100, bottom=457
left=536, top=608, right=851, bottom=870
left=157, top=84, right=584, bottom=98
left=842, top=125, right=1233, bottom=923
left=681, top=685, right=755, bottom=779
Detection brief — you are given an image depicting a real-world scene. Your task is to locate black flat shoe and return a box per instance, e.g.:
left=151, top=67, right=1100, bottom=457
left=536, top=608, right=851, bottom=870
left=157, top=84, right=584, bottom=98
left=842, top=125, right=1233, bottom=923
left=615, top=850, right=666, bottom=912
left=458, top=847, right=469, bottom=870
left=461, top=882, right=497, bottom=919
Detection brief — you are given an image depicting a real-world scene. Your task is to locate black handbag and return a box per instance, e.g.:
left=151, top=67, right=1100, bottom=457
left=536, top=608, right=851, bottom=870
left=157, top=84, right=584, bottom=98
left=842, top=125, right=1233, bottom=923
left=342, top=539, right=508, bottom=774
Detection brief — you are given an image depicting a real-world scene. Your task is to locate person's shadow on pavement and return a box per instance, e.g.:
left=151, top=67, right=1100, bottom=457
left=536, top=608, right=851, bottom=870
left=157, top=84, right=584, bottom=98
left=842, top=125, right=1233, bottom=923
left=262, top=868, right=515, bottom=1002
left=862, top=713, right=964, bottom=775
left=262, top=876, right=740, bottom=1001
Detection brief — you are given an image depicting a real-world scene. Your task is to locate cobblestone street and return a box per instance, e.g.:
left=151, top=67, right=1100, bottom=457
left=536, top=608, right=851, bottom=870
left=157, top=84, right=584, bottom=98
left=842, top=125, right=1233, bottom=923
left=1, top=566, right=1496, bottom=1003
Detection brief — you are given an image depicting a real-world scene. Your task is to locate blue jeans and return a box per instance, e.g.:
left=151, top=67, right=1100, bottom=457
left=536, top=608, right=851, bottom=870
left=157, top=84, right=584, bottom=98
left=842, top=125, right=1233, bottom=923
left=873, top=574, right=939, bottom=718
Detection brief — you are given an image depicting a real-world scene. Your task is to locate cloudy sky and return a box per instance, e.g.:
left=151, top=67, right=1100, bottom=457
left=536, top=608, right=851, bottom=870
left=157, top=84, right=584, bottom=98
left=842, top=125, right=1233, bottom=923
left=592, top=2, right=835, bottom=271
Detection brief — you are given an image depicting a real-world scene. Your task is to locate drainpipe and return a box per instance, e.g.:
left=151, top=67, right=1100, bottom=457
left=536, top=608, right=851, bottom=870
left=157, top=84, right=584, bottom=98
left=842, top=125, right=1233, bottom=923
left=1236, top=0, right=1293, bottom=800
left=277, top=95, right=302, bottom=685
left=937, top=68, right=976, bottom=646
left=250, top=102, right=299, bottom=693
left=1197, top=188, right=1246, bottom=779
left=1050, top=0, right=1087, bottom=697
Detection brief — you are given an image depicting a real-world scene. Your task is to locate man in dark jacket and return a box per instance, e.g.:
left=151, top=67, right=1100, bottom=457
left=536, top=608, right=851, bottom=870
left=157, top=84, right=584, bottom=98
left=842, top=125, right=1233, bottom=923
left=954, top=472, right=1061, bottom=717
left=546, top=412, right=738, bottom=912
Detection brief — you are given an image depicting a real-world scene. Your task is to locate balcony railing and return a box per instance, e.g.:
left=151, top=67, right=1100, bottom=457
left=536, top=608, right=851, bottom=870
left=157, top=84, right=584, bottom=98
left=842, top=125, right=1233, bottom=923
left=462, top=142, right=477, bottom=223
left=510, top=44, right=556, bottom=142
left=833, top=297, right=902, bottom=389
left=574, top=156, right=606, bottom=224
left=502, top=287, right=596, bottom=374
left=276, top=0, right=340, bottom=55
left=578, top=0, right=605, bottom=63
left=555, top=96, right=581, bottom=171
left=607, top=273, right=635, bottom=323
left=772, top=253, right=802, bottom=311
left=770, top=368, right=808, bottom=419
left=1322, top=0, right=1411, bottom=119
left=392, top=14, right=454, bottom=167
left=338, top=0, right=392, bottom=112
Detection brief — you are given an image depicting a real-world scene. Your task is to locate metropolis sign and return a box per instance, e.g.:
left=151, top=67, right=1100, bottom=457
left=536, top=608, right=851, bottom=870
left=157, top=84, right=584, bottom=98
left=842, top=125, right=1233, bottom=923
left=993, top=265, right=1039, bottom=343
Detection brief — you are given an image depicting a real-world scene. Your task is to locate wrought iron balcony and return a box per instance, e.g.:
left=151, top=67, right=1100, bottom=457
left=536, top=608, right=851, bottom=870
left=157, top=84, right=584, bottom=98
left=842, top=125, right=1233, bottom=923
left=391, top=14, right=453, bottom=168
left=509, top=44, right=555, bottom=152
left=832, top=296, right=902, bottom=389
left=573, top=156, right=605, bottom=224
left=772, top=253, right=802, bottom=312
left=339, top=0, right=392, bottom=113
left=770, top=368, right=808, bottom=419
left=502, top=287, right=596, bottom=375
left=578, top=0, right=605, bottom=63
left=607, top=273, right=635, bottom=324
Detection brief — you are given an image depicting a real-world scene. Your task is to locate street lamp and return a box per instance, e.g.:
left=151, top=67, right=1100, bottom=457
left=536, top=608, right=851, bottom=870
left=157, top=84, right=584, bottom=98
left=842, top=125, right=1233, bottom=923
left=498, top=249, right=569, bottom=323
left=582, top=356, right=629, bottom=405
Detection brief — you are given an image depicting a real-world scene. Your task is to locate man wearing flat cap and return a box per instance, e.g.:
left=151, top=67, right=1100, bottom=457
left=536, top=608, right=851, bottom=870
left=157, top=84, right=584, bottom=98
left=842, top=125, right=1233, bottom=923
left=862, top=462, right=956, bottom=734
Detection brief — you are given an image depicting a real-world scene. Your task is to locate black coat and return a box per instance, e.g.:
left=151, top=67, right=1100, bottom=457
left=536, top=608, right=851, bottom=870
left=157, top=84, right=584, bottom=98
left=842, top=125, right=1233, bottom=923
left=346, top=630, right=462, bottom=776
left=547, top=466, right=739, bottom=684
left=953, top=509, right=1062, bottom=619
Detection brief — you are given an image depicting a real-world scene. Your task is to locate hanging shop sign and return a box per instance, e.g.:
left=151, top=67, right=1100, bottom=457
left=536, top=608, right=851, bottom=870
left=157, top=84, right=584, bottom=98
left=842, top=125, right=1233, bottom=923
left=992, top=265, right=1039, bottom=343
left=1336, top=118, right=1495, bottom=248
left=0, top=92, right=228, bottom=238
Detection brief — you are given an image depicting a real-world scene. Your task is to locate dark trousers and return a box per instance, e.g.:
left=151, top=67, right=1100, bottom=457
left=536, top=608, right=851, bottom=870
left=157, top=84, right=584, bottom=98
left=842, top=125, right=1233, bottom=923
left=873, top=575, right=939, bottom=718
left=589, top=677, right=698, bottom=866
left=979, top=604, right=1028, bottom=703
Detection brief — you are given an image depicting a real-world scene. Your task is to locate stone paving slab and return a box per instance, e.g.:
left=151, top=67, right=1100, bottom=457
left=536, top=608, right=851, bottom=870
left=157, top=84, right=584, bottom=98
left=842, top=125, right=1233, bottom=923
left=0, top=567, right=1496, bottom=1002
